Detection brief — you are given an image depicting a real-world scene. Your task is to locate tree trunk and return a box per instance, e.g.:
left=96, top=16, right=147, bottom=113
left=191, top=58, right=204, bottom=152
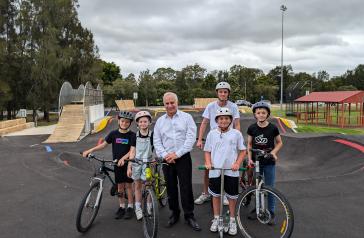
left=44, top=109, right=50, bottom=122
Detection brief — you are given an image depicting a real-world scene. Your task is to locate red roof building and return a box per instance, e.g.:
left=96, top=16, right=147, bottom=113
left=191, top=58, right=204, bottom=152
left=294, top=91, right=364, bottom=127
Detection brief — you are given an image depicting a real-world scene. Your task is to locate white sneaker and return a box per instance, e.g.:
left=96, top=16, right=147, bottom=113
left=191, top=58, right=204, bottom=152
left=228, top=219, right=237, bottom=236
left=223, top=195, right=229, bottom=206
left=210, top=218, right=218, bottom=232
left=135, top=207, right=143, bottom=220
left=194, top=192, right=211, bottom=205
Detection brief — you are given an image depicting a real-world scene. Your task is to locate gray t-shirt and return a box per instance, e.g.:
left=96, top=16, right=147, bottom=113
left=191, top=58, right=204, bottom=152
left=202, top=101, right=240, bottom=129
left=204, top=128, right=246, bottom=178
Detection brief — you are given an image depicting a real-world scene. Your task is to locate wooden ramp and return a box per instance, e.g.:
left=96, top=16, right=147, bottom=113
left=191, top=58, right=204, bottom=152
left=194, top=98, right=217, bottom=110
left=44, top=104, right=85, bottom=143
left=115, top=100, right=136, bottom=111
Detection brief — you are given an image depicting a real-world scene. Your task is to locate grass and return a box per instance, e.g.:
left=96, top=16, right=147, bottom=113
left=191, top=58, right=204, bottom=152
left=296, top=124, right=364, bottom=135
left=26, top=113, right=59, bottom=126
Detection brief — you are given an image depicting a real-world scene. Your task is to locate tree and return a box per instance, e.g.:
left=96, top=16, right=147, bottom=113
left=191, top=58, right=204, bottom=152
left=138, top=70, right=157, bottom=106
left=100, top=60, right=121, bottom=85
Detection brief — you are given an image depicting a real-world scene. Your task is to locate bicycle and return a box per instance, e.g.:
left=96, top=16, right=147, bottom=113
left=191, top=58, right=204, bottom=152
left=75, top=153, right=119, bottom=233
left=235, top=149, right=294, bottom=238
left=130, top=158, right=168, bottom=238
left=198, top=165, right=246, bottom=238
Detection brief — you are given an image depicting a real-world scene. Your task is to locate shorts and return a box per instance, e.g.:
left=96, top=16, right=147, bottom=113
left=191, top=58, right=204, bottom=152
left=208, top=175, right=239, bottom=199
left=114, top=162, right=133, bottom=184
left=131, top=163, right=146, bottom=181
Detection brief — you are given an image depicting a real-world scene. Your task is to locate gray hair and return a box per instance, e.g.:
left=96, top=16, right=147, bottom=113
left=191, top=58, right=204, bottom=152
left=163, top=92, right=178, bottom=103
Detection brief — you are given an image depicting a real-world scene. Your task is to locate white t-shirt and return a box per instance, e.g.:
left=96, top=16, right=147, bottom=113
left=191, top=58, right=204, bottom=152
left=204, top=128, right=246, bottom=178
left=202, top=101, right=240, bottom=130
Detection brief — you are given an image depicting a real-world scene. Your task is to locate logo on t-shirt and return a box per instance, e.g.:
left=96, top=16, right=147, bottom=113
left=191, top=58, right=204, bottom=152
left=255, top=134, right=268, bottom=145
left=116, top=138, right=129, bottom=144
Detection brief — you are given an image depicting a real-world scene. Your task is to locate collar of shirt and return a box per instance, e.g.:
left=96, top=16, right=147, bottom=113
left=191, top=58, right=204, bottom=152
left=164, top=110, right=181, bottom=119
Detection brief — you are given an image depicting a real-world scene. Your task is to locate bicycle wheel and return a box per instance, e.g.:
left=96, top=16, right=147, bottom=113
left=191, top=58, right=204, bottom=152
left=157, top=176, right=168, bottom=207
left=76, top=181, right=103, bottom=233
left=142, top=188, right=159, bottom=238
left=236, top=186, right=294, bottom=238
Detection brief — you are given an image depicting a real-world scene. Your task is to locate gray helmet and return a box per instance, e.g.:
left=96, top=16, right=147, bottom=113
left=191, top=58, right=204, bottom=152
left=118, top=111, right=134, bottom=121
left=215, top=82, right=231, bottom=91
left=252, top=101, right=271, bottom=115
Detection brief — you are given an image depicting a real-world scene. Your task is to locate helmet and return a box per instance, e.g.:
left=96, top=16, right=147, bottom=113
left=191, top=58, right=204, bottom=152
left=215, top=107, right=233, bottom=121
left=118, top=111, right=134, bottom=121
left=135, top=111, right=152, bottom=122
left=215, top=82, right=231, bottom=91
left=252, top=101, right=271, bottom=115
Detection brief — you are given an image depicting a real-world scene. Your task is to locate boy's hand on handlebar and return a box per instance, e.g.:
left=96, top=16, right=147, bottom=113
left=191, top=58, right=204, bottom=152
left=82, top=150, right=90, bottom=158
left=270, top=152, right=278, bottom=161
left=231, top=162, right=240, bottom=171
left=117, top=159, right=125, bottom=167
left=248, top=159, right=254, bottom=167
left=204, top=162, right=212, bottom=170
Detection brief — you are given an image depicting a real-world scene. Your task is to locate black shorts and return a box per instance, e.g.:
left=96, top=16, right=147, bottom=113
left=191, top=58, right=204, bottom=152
left=208, top=175, right=239, bottom=199
left=114, top=162, right=133, bottom=184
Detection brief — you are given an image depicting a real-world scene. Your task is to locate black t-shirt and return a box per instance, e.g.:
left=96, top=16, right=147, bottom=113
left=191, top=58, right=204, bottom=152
left=247, top=122, right=280, bottom=165
left=105, top=130, right=136, bottom=161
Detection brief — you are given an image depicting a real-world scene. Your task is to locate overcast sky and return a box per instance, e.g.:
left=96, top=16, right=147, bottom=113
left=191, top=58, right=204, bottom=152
left=78, top=0, right=364, bottom=78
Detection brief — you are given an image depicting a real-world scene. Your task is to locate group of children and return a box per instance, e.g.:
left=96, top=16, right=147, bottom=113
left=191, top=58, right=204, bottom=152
left=82, top=81, right=283, bottom=236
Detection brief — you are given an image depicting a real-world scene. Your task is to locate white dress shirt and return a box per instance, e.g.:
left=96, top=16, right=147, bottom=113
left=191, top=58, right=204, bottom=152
left=153, top=110, right=197, bottom=158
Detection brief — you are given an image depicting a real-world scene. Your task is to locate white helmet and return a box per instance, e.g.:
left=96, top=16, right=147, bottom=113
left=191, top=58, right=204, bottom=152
left=215, top=107, right=233, bottom=121
left=135, top=111, right=152, bottom=122
left=215, top=82, right=231, bottom=91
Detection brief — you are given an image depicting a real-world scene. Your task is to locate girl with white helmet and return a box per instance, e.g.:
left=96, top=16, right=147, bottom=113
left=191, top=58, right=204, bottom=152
left=127, top=110, right=154, bottom=220
left=195, top=82, right=241, bottom=206
left=204, top=107, right=246, bottom=235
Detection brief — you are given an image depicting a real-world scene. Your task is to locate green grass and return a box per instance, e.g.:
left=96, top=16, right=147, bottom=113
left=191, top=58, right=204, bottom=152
left=296, top=124, right=364, bottom=135
left=26, top=114, right=59, bottom=126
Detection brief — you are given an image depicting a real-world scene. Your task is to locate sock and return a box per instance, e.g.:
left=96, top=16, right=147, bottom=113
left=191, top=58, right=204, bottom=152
left=135, top=202, right=141, bottom=209
left=214, top=215, right=219, bottom=219
left=147, top=202, right=152, bottom=209
left=120, top=203, right=125, bottom=208
left=128, top=203, right=133, bottom=208
left=230, top=217, right=236, bottom=222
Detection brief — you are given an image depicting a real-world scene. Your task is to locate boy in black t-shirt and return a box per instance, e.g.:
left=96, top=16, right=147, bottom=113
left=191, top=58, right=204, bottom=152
left=246, top=101, right=283, bottom=225
left=83, top=111, right=136, bottom=220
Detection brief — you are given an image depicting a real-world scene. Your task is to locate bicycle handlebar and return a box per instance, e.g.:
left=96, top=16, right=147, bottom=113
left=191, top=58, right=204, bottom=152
left=81, top=152, right=117, bottom=164
left=197, top=165, right=246, bottom=171
left=129, top=158, right=168, bottom=166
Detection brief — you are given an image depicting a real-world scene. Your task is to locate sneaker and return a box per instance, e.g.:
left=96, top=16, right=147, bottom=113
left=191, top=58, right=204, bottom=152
left=247, top=209, right=257, bottom=220
left=268, top=213, right=275, bottom=226
left=223, top=195, right=229, bottom=206
left=124, top=207, right=134, bottom=219
left=210, top=218, right=218, bottom=232
left=135, top=207, right=143, bottom=220
left=115, top=207, right=125, bottom=219
left=228, top=220, right=237, bottom=236
left=194, top=193, right=211, bottom=205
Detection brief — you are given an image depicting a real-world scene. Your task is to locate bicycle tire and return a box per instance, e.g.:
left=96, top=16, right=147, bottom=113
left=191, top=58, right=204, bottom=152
left=142, top=188, right=159, bottom=238
left=76, top=181, right=103, bottom=233
left=236, top=185, right=294, bottom=238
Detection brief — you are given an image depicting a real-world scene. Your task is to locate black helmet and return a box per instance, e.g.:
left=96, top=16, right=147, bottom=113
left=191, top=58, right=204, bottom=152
left=252, top=101, right=271, bottom=116
left=118, top=111, right=134, bottom=121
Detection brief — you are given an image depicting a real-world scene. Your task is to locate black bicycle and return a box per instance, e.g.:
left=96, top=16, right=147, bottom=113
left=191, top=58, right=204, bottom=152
left=130, top=158, right=168, bottom=238
left=235, top=149, right=294, bottom=238
left=76, top=153, right=119, bottom=233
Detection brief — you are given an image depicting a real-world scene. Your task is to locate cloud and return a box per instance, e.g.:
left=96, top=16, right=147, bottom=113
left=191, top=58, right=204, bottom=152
left=78, top=0, right=364, bottom=77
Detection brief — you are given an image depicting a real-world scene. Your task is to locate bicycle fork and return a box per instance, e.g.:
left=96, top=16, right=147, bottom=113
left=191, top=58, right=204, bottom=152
left=254, top=162, right=270, bottom=224
left=86, top=177, right=103, bottom=209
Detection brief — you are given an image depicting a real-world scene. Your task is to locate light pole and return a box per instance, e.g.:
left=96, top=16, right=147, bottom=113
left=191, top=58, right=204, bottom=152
left=280, top=4, right=287, bottom=112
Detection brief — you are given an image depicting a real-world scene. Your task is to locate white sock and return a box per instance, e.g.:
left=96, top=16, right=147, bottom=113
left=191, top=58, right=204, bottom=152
left=128, top=203, right=133, bottom=208
left=135, top=202, right=141, bottom=209
left=120, top=203, right=125, bottom=208
left=230, top=217, right=236, bottom=222
left=214, top=215, right=219, bottom=219
left=147, top=202, right=152, bottom=208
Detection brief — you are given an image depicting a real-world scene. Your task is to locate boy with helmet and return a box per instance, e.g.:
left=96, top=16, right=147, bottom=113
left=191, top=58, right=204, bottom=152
left=204, top=107, right=246, bottom=235
left=126, top=110, right=154, bottom=220
left=82, top=111, right=136, bottom=220
left=246, top=101, right=283, bottom=225
left=195, top=81, right=241, bottom=205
